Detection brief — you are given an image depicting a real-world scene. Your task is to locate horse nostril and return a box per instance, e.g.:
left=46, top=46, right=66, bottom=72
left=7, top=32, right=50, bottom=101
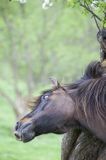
left=14, top=131, right=21, bottom=140
left=15, top=121, right=21, bottom=130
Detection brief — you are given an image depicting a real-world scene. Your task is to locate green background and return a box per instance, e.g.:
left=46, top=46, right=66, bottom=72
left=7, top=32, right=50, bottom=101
left=0, top=1, right=100, bottom=160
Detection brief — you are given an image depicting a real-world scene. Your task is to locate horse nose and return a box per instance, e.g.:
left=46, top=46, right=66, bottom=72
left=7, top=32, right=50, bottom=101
left=14, top=131, right=22, bottom=141
left=15, top=121, right=21, bottom=130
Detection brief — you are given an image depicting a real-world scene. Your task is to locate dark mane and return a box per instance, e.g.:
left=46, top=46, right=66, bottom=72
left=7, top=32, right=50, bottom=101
left=76, top=75, right=106, bottom=127
left=67, top=61, right=103, bottom=90
left=66, top=61, right=106, bottom=131
left=84, top=61, right=103, bottom=79
left=41, top=89, right=52, bottom=95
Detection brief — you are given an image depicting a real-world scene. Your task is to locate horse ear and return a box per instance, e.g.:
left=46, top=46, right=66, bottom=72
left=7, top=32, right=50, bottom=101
left=49, top=77, right=60, bottom=88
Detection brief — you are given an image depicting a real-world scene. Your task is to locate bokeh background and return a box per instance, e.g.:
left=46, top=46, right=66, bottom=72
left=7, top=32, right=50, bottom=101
left=0, top=0, right=100, bottom=160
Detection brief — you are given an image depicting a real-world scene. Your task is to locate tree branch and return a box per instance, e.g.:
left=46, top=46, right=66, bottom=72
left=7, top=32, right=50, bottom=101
left=103, top=10, right=106, bottom=28
left=80, top=2, right=102, bottom=21
left=0, top=89, right=20, bottom=117
left=84, top=1, right=101, bottom=31
left=93, top=15, right=101, bottom=31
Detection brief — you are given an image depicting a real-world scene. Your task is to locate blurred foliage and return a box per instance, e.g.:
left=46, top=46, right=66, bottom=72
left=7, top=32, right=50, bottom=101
left=0, top=0, right=103, bottom=160
left=0, top=0, right=101, bottom=117
left=0, top=0, right=99, bottom=95
left=67, top=0, right=106, bottom=27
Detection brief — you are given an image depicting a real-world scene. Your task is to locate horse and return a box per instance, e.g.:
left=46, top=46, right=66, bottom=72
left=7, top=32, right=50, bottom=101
left=61, top=61, right=105, bottom=160
left=14, top=62, right=106, bottom=144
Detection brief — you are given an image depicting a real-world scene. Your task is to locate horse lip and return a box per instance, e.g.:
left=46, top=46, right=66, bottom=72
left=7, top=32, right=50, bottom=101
left=21, top=138, right=32, bottom=143
left=14, top=130, right=30, bottom=142
left=14, top=123, right=36, bottom=143
left=21, top=132, right=36, bottom=143
left=14, top=131, right=22, bottom=141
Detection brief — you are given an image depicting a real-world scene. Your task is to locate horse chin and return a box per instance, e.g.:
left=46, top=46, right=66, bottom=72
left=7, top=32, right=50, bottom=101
left=21, top=132, right=36, bottom=143
left=16, top=127, right=36, bottom=143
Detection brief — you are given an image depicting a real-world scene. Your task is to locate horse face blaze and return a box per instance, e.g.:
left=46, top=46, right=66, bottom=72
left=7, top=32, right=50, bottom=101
left=14, top=88, right=74, bottom=143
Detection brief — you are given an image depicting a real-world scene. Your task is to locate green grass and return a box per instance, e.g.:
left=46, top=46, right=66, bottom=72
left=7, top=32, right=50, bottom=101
left=0, top=100, right=62, bottom=160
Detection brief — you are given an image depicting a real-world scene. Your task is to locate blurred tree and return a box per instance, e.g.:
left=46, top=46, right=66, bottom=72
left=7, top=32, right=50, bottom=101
left=0, top=0, right=65, bottom=118
left=67, top=0, right=106, bottom=34
left=0, top=0, right=105, bottom=160
left=45, top=0, right=106, bottom=29
left=0, top=0, right=97, bottom=119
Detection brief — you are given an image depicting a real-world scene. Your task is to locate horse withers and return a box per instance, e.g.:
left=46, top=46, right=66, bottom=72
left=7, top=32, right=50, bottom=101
left=14, top=74, right=106, bottom=143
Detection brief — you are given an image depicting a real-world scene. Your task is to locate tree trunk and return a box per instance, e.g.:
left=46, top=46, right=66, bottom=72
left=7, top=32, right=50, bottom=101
left=61, top=129, right=106, bottom=160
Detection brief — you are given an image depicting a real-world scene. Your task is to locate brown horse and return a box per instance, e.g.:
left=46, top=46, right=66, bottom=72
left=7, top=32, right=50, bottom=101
left=14, top=62, right=106, bottom=143
left=14, top=80, right=106, bottom=143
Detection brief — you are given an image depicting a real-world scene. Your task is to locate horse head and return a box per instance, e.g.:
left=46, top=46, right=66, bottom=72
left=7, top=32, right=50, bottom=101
left=14, top=78, right=77, bottom=143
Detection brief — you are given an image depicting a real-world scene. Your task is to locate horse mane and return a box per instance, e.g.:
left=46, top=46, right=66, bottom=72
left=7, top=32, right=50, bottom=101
left=66, top=60, right=106, bottom=129
left=76, top=75, right=106, bottom=128
left=67, top=61, right=103, bottom=90
left=83, top=61, right=103, bottom=79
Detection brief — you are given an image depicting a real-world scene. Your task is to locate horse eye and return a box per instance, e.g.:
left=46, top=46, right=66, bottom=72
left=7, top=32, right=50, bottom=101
left=43, top=95, right=49, bottom=100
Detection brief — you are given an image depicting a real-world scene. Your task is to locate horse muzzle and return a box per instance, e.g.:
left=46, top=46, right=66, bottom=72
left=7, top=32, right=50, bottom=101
left=14, top=131, right=22, bottom=141
left=14, top=122, right=35, bottom=143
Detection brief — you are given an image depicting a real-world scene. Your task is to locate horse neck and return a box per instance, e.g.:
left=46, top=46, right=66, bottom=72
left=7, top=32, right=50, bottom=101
left=67, top=89, right=81, bottom=128
left=71, top=86, right=106, bottom=143
left=68, top=88, right=94, bottom=130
